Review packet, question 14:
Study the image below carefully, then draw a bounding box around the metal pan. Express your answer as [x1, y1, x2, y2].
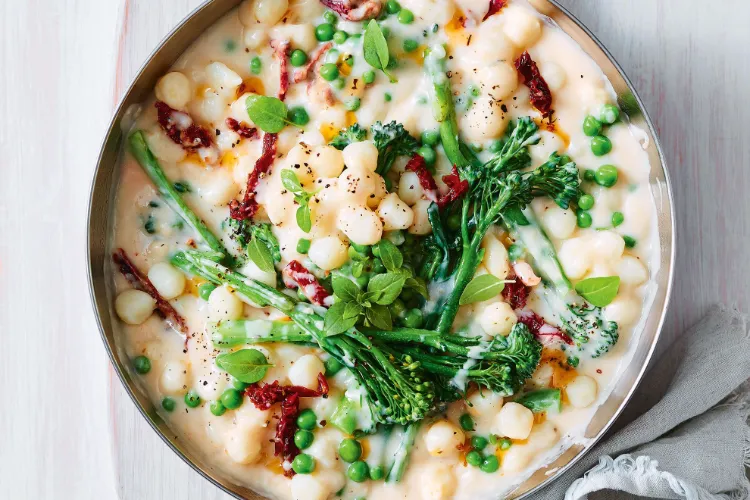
[87, 1, 675, 497]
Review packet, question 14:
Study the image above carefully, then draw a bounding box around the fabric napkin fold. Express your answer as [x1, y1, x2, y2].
[530, 306, 750, 500]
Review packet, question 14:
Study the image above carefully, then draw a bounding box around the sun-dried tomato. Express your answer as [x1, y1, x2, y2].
[437, 166, 469, 208]
[293, 42, 333, 83]
[271, 39, 291, 101]
[226, 117, 257, 139]
[283, 261, 332, 307]
[405, 153, 438, 193]
[154, 101, 213, 149]
[482, 0, 506, 21]
[112, 249, 188, 336]
[515, 51, 554, 119]
[502, 274, 530, 310]
[318, 0, 382, 21]
[517, 310, 573, 345]
[245, 374, 329, 474]
[229, 132, 278, 221]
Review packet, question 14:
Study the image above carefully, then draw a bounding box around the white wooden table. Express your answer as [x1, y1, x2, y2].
[1, 0, 748, 498]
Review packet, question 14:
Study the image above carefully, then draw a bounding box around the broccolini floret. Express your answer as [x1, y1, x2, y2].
[329, 123, 367, 150]
[371, 120, 419, 176]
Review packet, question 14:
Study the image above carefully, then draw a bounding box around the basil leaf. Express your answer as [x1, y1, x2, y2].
[343, 301, 364, 320]
[324, 301, 359, 335]
[574, 276, 620, 307]
[246, 237, 275, 273]
[281, 169, 303, 193]
[245, 94, 288, 133]
[365, 303, 392, 330]
[515, 389, 562, 413]
[296, 205, 312, 233]
[367, 273, 406, 305]
[375, 239, 403, 272]
[216, 349, 272, 384]
[332, 275, 360, 302]
[405, 276, 429, 299]
[363, 20, 397, 83]
[459, 274, 505, 305]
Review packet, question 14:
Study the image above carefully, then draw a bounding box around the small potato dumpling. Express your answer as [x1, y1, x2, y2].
[207, 285, 244, 322]
[308, 236, 348, 270]
[155, 72, 192, 110]
[254, 0, 289, 25]
[530, 131, 564, 166]
[225, 424, 264, 464]
[337, 205, 383, 245]
[115, 289, 156, 325]
[368, 175, 388, 209]
[398, 171, 426, 206]
[193, 89, 225, 124]
[243, 25, 268, 49]
[288, 354, 325, 390]
[238, 0, 256, 26]
[479, 302, 517, 337]
[460, 95, 509, 143]
[205, 62, 243, 96]
[618, 255, 648, 286]
[342, 141, 379, 173]
[201, 172, 239, 206]
[424, 420, 464, 457]
[160, 360, 189, 395]
[290, 472, 339, 500]
[145, 129, 187, 163]
[337, 168, 379, 204]
[467, 390, 504, 417]
[466, 21, 516, 65]
[147, 263, 186, 300]
[494, 402, 534, 440]
[565, 375, 598, 409]
[541, 205, 577, 240]
[527, 420, 560, 450]
[502, 5, 542, 48]
[558, 237, 592, 280]
[240, 259, 277, 288]
[377, 193, 415, 231]
[541, 61, 567, 92]
[592, 230, 626, 262]
[477, 63, 518, 102]
[482, 234, 510, 280]
[501, 446, 532, 474]
[310, 145, 345, 178]
[285, 145, 316, 186]
[604, 297, 641, 327]
[420, 463, 457, 500]
[229, 93, 254, 124]
[409, 199, 434, 235]
[270, 24, 316, 52]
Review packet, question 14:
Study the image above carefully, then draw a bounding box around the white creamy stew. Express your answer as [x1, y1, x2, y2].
[109, 0, 658, 498]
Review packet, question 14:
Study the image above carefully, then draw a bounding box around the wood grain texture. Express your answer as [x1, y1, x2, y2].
[1, 0, 748, 498]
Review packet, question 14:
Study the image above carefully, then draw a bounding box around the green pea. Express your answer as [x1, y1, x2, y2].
[250, 56, 262, 75]
[292, 454, 316, 474]
[184, 390, 201, 408]
[577, 194, 595, 210]
[231, 377, 249, 391]
[333, 77, 347, 90]
[345, 97, 361, 111]
[381, 26, 391, 38]
[599, 103, 620, 124]
[417, 145, 436, 166]
[297, 409, 317, 430]
[333, 30, 348, 44]
[480, 455, 499, 473]
[402, 308, 423, 328]
[595, 164, 618, 187]
[488, 139, 504, 153]
[348, 243, 368, 255]
[421, 129, 440, 146]
[133, 356, 151, 374]
[612, 211, 625, 227]
[338, 438, 362, 462]
[403, 39, 419, 52]
[369, 465, 385, 480]
[582, 115, 602, 137]
[320, 63, 339, 81]
[385, 0, 401, 14]
[446, 213, 461, 231]
[325, 48, 340, 64]
[210, 400, 226, 416]
[459, 413, 475, 432]
[623, 235, 637, 248]
[471, 436, 488, 451]
[220, 389, 243, 410]
[363, 70, 376, 84]
[161, 397, 176, 412]
[583, 169, 596, 182]
[398, 8, 414, 24]
[466, 450, 482, 467]
[384, 92, 392, 102]
[290, 49, 308, 67]
[323, 10, 338, 24]
[389, 298, 407, 318]
[294, 430, 314, 450]
[315, 23, 335, 42]
[343, 55, 354, 67]
[198, 282, 217, 301]
[591, 135, 612, 156]
[508, 244, 524, 262]
[576, 209, 593, 228]
[297, 238, 311, 254]
[498, 437, 512, 450]
[288, 106, 310, 126]
[347, 461, 369, 482]
[324, 357, 344, 376]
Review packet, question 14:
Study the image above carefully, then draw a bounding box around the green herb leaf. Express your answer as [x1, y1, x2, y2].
[245, 94, 288, 133]
[367, 272, 406, 305]
[375, 239, 403, 272]
[281, 169, 303, 193]
[333, 275, 360, 302]
[574, 276, 620, 307]
[365, 303, 392, 330]
[405, 276, 429, 299]
[515, 389, 562, 413]
[343, 301, 364, 320]
[246, 237, 275, 273]
[459, 274, 505, 305]
[363, 21, 397, 83]
[325, 301, 360, 335]
[296, 205, 312, 233]
[215, 349, 272, 384]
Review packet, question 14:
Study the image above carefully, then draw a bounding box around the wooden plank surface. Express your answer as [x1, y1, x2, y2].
[0, 0, 748, 498]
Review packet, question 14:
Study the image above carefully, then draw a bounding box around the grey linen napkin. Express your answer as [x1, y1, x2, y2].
[530, 306, 750, 500]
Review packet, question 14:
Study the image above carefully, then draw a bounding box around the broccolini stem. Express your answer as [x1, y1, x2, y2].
[128, 131, 234, 264]
[211, 319, 311, 347]
[386, 423, 420, 483]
